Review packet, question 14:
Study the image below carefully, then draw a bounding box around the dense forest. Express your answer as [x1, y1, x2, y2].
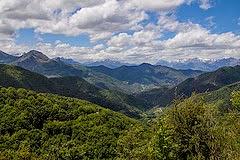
[0, 64, 148, 118]
[0, 86, 239, 159]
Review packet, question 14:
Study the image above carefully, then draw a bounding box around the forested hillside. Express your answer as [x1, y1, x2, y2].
[0, 87, 142, 159]
[90, 63, 202, 86]
[0, 64, 149, 118]
[0, 86, 239, 159]
[137, 65, 240, 107]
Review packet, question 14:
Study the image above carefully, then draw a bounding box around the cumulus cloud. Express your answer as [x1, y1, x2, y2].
[0, 0, 189, 38]
[0, 0, 239, 63]
[199, 0, 212, 10]
[107, 33, 131, 47]
[129, 0, 186, 11]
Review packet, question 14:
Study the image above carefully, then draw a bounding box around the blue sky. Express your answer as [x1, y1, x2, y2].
[16, 29, 91, 47]
[177, 0, 240, 33]
[0, 0, 240, 63]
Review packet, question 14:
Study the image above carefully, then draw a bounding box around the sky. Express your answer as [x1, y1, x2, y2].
[0, 0, 239, 63]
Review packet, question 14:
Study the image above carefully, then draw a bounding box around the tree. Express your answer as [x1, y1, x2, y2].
[231, 91, 240, 111]
[155, 95, 222, 160]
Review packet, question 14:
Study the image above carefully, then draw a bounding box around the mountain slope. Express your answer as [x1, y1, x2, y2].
[53, 57, 81, 65]
[0, 87, 141, 159]
[0, 64, 147, 117]
[12, 50, 84, 77]
[0, 50, 17, 63]
[137, 65, 240, 107]
[202, 82, 240, 110]
[72, 63, 147, 93]
[1, 50, 146, 93]
[85, 59, 136, 69]
[50, 76, 148, 116]
[90, 63, 203, 86]
[0, 64, 55, 92]
[1, 50, 202, 93]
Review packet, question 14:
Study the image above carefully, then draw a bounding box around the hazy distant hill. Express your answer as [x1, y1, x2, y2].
[0, 64, 148, 118]
[156, 58, 240, 71]
[0, 50, 18, 63]
[90, 63, 203, 86]
[137, 65, 240, 107]
[85, 59, 136, 69]
[53, 57, 81, 65]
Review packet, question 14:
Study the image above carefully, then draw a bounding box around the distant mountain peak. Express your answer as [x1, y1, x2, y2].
[53, 57, 80, 65]
[22, 50, 50, 62]
[156, 57, 240, 71]
[139, 63, 152, 67]
[0, 50, 18, 63]
[0, 50, 10, 56]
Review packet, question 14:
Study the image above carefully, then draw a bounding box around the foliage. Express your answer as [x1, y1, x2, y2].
[0, 82, 240, 159]
[0, 87, 142, 159]
[231, 91, 240, 110]
[137, 65, 240, 108]
[116, 124, 153, 160]
[152, 92, 240, 160]
[0, 64, 148, 118]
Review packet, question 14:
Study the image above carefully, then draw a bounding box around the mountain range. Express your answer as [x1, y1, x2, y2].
[52, 57, 240, 72]
[0, 64, 149, 118]
[0, 50, 203, 93]
[137, 65, 240, 107]
[156, 58, 240, 71]
[1, 49, 239, 110]
[0, 50, 142, 93]
[89, 63, 202, 86]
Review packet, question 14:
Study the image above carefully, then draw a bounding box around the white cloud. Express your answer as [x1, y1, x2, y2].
[94, 44, 105, 50]
[132, 30, 158, 45]
[0, 39, 30, 54]
[89, 32, 112, 43]
[107, 33, 132, 47]
[1, 0, 240, 64]
[205, 16, 215, 28]
[199, 0, 212, 10]
[129, 0, 186, 11]
[0, 0, 187, 38]
[69, 0, 119, 29]
[160, 16, 240, 50]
